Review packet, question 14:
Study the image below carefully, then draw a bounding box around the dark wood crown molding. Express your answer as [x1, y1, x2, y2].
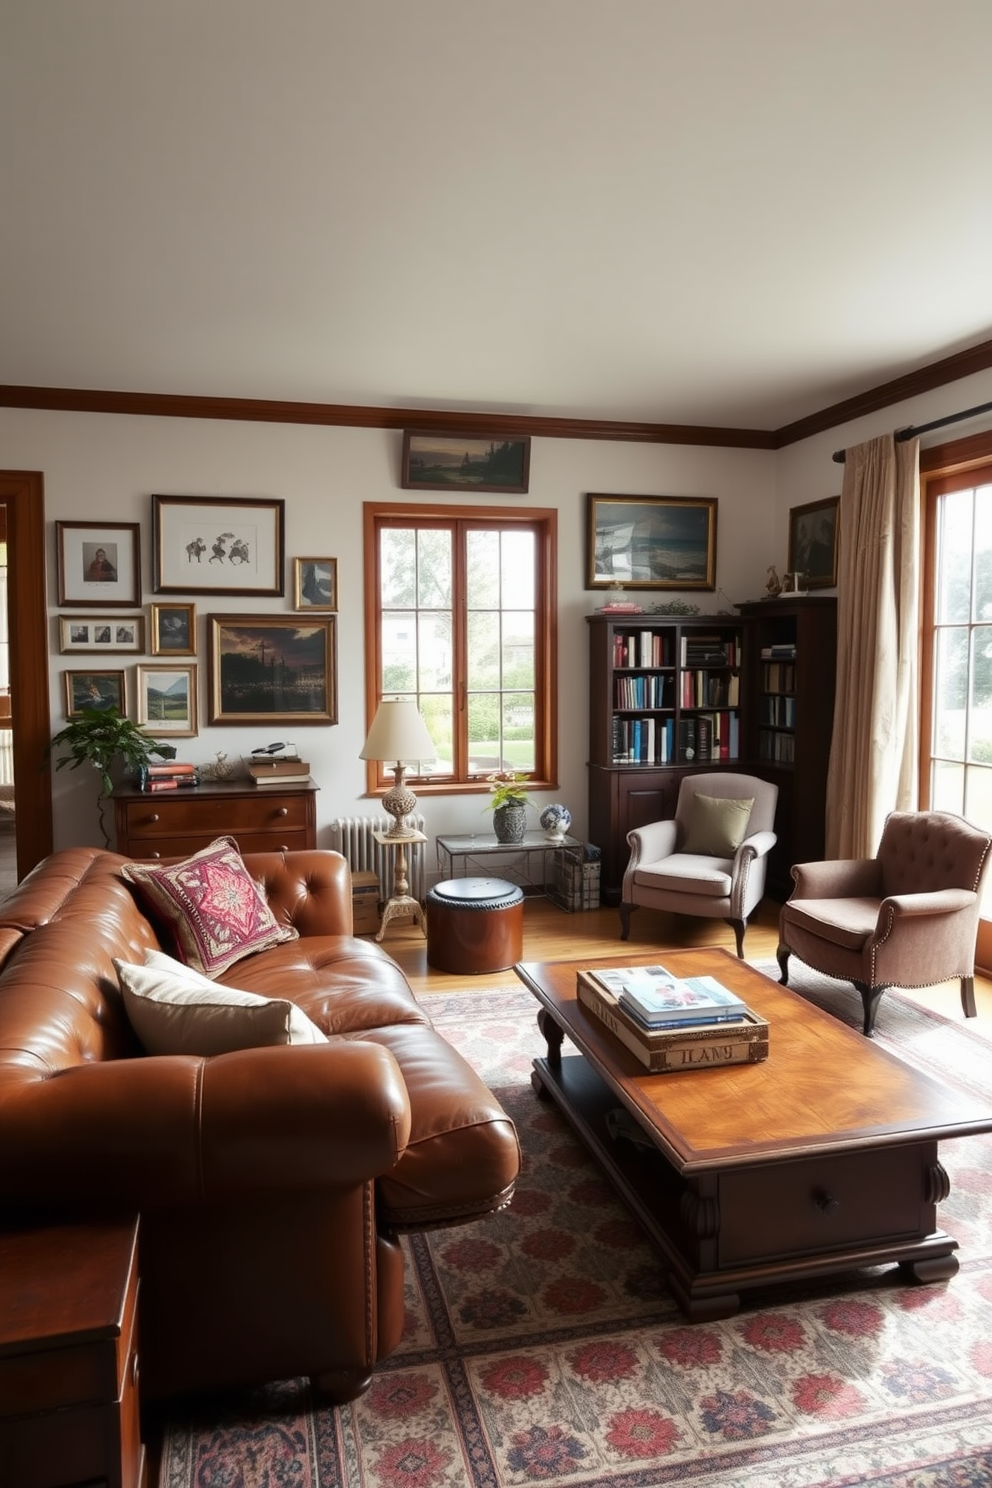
[2, 333, 992, 449]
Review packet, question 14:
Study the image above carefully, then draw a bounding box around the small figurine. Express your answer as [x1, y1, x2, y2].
[765, 565, 783, 598]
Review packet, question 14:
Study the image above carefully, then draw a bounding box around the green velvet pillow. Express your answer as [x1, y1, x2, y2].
[682, 793, 754, 856]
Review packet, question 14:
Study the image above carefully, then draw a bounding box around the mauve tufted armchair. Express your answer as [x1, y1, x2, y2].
[777, 809, 992, 1036]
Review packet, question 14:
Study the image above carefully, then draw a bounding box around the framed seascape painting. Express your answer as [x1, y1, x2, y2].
[152, 495, 285, 596]
[63, 669, 126, 718]
[293, 557, 338, 611]
[586, 493, 718, 591]
[59, 615, 145, 654]
[401, 431, 531, 494]
[136, 664, 198, 736]
[208, 615, 337, 725]
[788, 495, 839, 589]
[150, 602, 197, 656]
[56, 522, 141, 607]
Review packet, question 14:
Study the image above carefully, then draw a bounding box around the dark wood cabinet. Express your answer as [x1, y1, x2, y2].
[735, 596, 837, 899]
[587, 614, 748, 903]
[112, 778, 318, 858]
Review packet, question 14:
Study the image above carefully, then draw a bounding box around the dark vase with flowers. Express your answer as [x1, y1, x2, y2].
[492, 802, 527, 844]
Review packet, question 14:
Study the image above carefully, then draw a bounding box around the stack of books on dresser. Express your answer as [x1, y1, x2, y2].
[576, 964, 769, 1073]
[138, 761, 199, 793]
[246, 750, 311, 786]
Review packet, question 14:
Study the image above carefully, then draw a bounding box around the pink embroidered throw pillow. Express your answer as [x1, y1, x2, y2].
[122, 836, 298, 977]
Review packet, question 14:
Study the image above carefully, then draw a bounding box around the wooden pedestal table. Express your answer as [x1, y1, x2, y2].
[372, 828, 427, 942]
[515, 947, 992, 1321]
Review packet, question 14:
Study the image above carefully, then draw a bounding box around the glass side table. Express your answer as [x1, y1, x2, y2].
[435, 830, 582, 899]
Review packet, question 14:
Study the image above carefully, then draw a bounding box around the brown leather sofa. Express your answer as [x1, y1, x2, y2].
[0, 847, 521, 1403]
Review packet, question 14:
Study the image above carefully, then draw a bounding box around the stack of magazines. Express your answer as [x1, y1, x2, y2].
[576, 964, 769, 1072]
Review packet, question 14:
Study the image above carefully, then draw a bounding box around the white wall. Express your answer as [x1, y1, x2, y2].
[0, 406, 775, 851]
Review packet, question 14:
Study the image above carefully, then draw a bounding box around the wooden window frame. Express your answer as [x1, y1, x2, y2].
[363, 501, 558, 797]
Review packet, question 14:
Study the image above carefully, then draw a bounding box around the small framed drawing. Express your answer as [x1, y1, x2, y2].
[63, 669, 127, 718]
[136, 663, 198, 736]
[401, 430, 531, 494]
[208, 614, 337, 725]
[59, 615, 145, 654]
[788, 496, 839, 589]
[56, 522, 141, 607]
[586, 493, 718, 590]
[150, 602, 197, 656]
[152, 495, 285, 596]
[293, 557, 337, 611]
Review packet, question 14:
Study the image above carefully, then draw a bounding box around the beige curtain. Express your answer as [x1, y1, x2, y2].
[824, 432, 920, 858]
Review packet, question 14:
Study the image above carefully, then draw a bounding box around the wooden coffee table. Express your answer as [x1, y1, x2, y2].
[515, 947, 992, 1321]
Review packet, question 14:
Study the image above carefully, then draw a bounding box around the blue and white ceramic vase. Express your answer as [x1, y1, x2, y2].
[540, 803, 572, 841]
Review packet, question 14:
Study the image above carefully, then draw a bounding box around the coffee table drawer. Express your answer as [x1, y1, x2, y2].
[717, 1144, 933, 1267]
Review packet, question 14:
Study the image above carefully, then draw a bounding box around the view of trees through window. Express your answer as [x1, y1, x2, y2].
[371, 509, 552, 785]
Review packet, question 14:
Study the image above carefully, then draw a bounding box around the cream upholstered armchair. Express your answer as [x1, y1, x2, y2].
[619, 773, 779, 957]
[777, 809, 992, 1037]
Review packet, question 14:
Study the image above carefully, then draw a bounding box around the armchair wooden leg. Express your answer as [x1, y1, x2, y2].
[854, 981, 885, 1038]
[619, 903, 635, 941]
[960, 976, 977, 1018]
[726, 918, 746, 958]
[776, 944, 791, 984]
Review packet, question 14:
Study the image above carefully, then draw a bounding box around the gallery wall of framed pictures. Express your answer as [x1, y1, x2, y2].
[55, 495, 340, 739]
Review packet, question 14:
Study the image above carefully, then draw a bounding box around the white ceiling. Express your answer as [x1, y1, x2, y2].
[3, 0, 991, 433]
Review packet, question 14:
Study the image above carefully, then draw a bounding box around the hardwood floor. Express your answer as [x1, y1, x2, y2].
[379, 894, 992, 1025]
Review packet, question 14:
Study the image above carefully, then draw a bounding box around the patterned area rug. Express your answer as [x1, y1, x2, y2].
[161, 971, 992, 1488]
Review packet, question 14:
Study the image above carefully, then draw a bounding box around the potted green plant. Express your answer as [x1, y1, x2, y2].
[484, 770, 531, 844]
[49, 707, 173, 849]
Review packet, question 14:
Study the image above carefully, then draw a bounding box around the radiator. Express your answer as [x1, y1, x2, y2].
[330, 815, 428, 901]
[0, 730, 12, 787]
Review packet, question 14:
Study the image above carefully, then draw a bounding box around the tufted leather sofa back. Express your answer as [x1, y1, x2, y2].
[877, 809, 992, 898]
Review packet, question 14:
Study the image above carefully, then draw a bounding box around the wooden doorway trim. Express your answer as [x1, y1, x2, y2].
[0, 472, 52, 876]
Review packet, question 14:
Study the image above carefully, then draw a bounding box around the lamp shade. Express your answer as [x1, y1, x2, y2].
[359, 699, 436, 765]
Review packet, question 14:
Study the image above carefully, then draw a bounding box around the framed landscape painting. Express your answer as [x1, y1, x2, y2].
[150, 602, 197, 656]
[788, 495, 839, 589]
[63, 669, 126, 718]
[586, 493, 718, 591]
[208, 615, 337, 725]
[152, 495, 285, 596]
[401, 431, 531, 494]
[136, 664, 198, 736]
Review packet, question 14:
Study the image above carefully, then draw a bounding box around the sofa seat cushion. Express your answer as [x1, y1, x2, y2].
[116, 951, 328, 1055]
[352, 1023, 521, 1228]
[122, 837, 298, 977]
[218, 935, 432, 1035]
[633, 855, 733, 898]
[783, 896, 880, 951]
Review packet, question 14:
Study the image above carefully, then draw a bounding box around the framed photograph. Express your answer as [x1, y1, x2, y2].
[63, 669, 127, 718]
[150, 602, 197, 656]
[208, 615, 337, 725]
[136, 663, 198, 736]
[788, 496, 839, 589]
[401, 430, 531, 494]
[586, 493, 718, 590]
[152, 495, 285, 596]
[293, 557, 338, 611]
[56, 522, 141, 607]
[58, 614, 145, 654]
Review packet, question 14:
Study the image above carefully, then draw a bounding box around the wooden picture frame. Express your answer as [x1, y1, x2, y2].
[293, 557, 338, 611]
[152, 495, 285, 596]
[586, 493, 718, 590]
[59, 614, 145, 654]
[149, 602, 197, 656]
[63, 669, 127, 718]
[136, 663, 198, 736]
[788, 496, 839, 589]
[208, 614, 337, 725]
[56, 522, 141, 607]
[401, 430, 531, 494]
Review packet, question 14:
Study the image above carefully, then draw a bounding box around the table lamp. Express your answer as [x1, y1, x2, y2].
[359, 699, 436, 837]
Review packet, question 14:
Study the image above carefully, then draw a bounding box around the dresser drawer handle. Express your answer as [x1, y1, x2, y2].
[147, 813, 160, 824]
[275, 806, 289, 817]
[813, 1190, 840, 1215]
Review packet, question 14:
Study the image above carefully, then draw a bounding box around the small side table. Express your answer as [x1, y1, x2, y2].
[373, 828, 428, 941]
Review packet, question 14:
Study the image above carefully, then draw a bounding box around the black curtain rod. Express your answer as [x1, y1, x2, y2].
[831, 397, 992, 463]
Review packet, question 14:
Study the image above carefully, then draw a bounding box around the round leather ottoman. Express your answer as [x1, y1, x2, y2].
[426, 877, 525, 974]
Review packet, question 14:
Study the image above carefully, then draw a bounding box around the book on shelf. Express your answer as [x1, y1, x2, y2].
[247, 758, 311, 779]
[584, 965, 749, 1027]
[251, 770, 311, 786]
[576, 971, 769, 1072]
[145, 761, 197, 776]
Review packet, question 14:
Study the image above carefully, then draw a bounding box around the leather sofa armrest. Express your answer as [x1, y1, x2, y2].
[789, 858, 881, 900]
[0, 1040, 410, 1214]
[243, 849, 355, 937]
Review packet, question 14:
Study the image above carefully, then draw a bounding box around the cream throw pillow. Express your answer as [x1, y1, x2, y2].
[681, 793, 754, 857]
[115, 949, 327, 1055]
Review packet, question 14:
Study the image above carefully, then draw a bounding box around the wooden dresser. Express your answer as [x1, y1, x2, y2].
[0, 1216, 144, 1488]
[112, 778, 318, 859]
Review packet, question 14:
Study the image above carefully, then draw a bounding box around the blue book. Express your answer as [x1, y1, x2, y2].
[618, 972, 748, 1028]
